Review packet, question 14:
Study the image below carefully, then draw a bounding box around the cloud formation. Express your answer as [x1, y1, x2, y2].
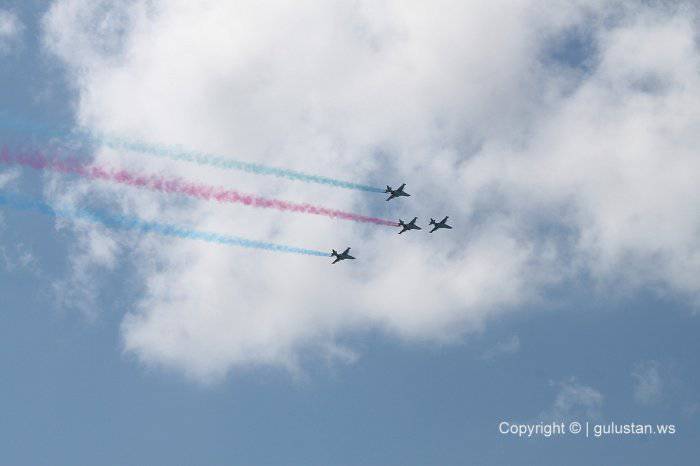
[540, 378, 604, 422]
[632, 360, 663, 405]
[0, 9, 22, 54]
[40, 0, 700, 381]
[0, 168, 18, 189]
[481, 335, 521, 361]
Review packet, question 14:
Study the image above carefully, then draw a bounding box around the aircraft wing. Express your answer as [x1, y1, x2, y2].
[332, 257, 341, 264]
[441, 216, 449, 224]
[342, 247, 350, 255]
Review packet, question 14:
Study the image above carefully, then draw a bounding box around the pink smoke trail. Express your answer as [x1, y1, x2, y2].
[0, 147, 399, 227]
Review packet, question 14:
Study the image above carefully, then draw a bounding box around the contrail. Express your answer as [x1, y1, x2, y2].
[0, 191, 330, 257]
[0, 147, 398, 227]
[0, 114, 385, 193]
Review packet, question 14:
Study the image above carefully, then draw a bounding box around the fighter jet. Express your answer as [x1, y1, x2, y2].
[331, 247, 355, 264]
[429, 216, 452, 233]
[385, 183, 410, 201]
[398, 217, 421, 234]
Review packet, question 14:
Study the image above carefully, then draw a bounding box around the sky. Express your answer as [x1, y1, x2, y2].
[1, 0, 700, 464]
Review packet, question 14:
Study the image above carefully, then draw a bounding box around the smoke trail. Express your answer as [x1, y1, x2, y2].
[0, 190, 330, 257]
[0, 147, 398, 226]
[0, 114, 385, 193]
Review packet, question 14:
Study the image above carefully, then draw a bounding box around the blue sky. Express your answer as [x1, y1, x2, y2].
[2, 1, 700, 464]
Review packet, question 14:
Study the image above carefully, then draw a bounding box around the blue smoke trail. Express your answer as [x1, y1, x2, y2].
[0, 191, 329, 257]
[0, 114, 385, 193]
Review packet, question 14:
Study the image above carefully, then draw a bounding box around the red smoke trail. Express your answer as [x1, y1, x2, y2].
[0, 147, 399, 227]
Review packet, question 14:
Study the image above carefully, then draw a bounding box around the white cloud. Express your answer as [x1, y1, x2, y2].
[0, 168, 19, 188]
[41, 0, 700, 381]
[0, 9, 22, 53]
[1, 170, 36, 275]
[481, 335, 521, 360]
[540, 378, 604, 422]
[32, 171, 121, 318]
[466, 6, 700, 299]
[0, 168, 20, 228]
[1, 242, 38, 273]
[632, 360, 663, 405]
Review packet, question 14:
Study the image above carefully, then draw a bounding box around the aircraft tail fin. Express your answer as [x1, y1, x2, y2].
[429, 218, 436, 225]
[385, 185, 392, 193]
[331, 249, 338, 257]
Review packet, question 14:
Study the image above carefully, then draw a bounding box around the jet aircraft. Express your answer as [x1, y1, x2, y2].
[385, 183, 410, 201]
[398, 217, 421, 234]
[331, 247, 355, 264]
[429, 216, 452, 233]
